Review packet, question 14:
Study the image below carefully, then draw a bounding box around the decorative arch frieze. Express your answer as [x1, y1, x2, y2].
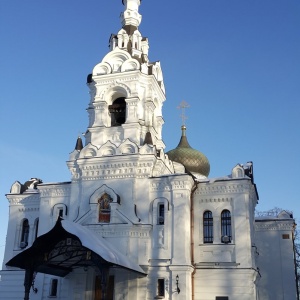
[79, 143, 98, 158]
[92, 62, 113, 75]
[121, 58, 140, 72]
[69, 149, 80, 161]
[119, 139, 138, 154]
[139, 144, 155, 155]
[93, 49, 132, 75]
[98, 141, 117, 156]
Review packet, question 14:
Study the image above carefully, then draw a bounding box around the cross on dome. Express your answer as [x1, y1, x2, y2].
[177, 100, 190, 126]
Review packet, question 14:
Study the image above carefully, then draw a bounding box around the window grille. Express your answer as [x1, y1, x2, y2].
[221, 210, 232, 243]
[203, 211, 213, 243]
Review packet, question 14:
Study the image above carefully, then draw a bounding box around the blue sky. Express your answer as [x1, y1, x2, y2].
[0, 0, 299, 265]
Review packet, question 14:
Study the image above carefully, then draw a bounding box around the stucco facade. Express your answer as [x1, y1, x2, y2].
[0, 1, 297, 300]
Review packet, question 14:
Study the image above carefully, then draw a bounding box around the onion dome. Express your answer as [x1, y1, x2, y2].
[166, 125, 210, 177]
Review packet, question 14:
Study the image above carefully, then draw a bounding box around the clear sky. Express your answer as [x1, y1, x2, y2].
[0, 0, 299, 266]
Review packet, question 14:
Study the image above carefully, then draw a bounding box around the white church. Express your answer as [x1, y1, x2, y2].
[0, 1, 297, 299]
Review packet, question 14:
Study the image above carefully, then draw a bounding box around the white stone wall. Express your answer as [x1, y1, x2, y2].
[255, 213, 297, 300]
[192, 178, 258, 300]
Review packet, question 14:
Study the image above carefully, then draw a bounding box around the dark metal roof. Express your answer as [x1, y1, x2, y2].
[6, 218, 146, 277]
[75, 136, 83, 151]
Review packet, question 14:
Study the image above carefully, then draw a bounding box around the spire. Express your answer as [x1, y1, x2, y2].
[75, 136, 83, 151]
[176, 101, 191, 147]
[177, 125, 191, 148]
[121, 0, 142, 29]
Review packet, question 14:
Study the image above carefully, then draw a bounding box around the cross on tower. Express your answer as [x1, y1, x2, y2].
[177, 101, 190, 126]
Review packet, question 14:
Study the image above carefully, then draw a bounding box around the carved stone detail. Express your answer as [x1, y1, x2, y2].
[198, 197, 232, 203]
[151, 179, 193, 191]
[196, 183, 249, 195]
[39, 186, 71, 197]
[255, 221, 294, 231]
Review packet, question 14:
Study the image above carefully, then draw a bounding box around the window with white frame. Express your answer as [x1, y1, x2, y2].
[157, 203, 165, 225]
[203, 211, 213, 243]
[221, 210, 232, 243]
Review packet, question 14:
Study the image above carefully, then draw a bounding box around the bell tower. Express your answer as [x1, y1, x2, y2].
[83, 0, 165, 151]
[67, 0, 172, 182]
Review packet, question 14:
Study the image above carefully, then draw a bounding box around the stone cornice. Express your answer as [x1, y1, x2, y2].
[93, 71, 165, 100]
[39, 186, 71, 197]
[195, 182, 251, 196]
[151, 176, 194, 192]
[18, 207, 39, 212]
[198, 197, 233, 204]
[7, 194, 40, 205]
[86, 224, 151, 238]
[255, 220, 295, 231]
[76, 158, 157, 180]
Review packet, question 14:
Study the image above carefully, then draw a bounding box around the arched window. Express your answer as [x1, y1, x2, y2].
[157, 203, 164, 225]
[98, 193, 113, 223]
[20, 219, 29, 248]
[203, 211, 213, 243]
[221, 210, 232, 243]
[109, 97, 126, 126]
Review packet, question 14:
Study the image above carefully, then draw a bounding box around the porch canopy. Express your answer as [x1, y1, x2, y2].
[6, 218, 146, 277]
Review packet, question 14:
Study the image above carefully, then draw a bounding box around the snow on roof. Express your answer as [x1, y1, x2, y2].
[61, 220, 146, 275]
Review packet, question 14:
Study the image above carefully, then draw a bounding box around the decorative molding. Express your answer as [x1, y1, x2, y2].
[196, 183, 249, 195]
[86, 225, 151, 238]
[18, 207, 39, 212]
[39, 186, 71, 197]
[255, 221, 294, 231]
[78, 161, 154, 180]
[7, 195, 40, 205]
[198, 197, 232, 204]
[151, 179, 193, 192]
